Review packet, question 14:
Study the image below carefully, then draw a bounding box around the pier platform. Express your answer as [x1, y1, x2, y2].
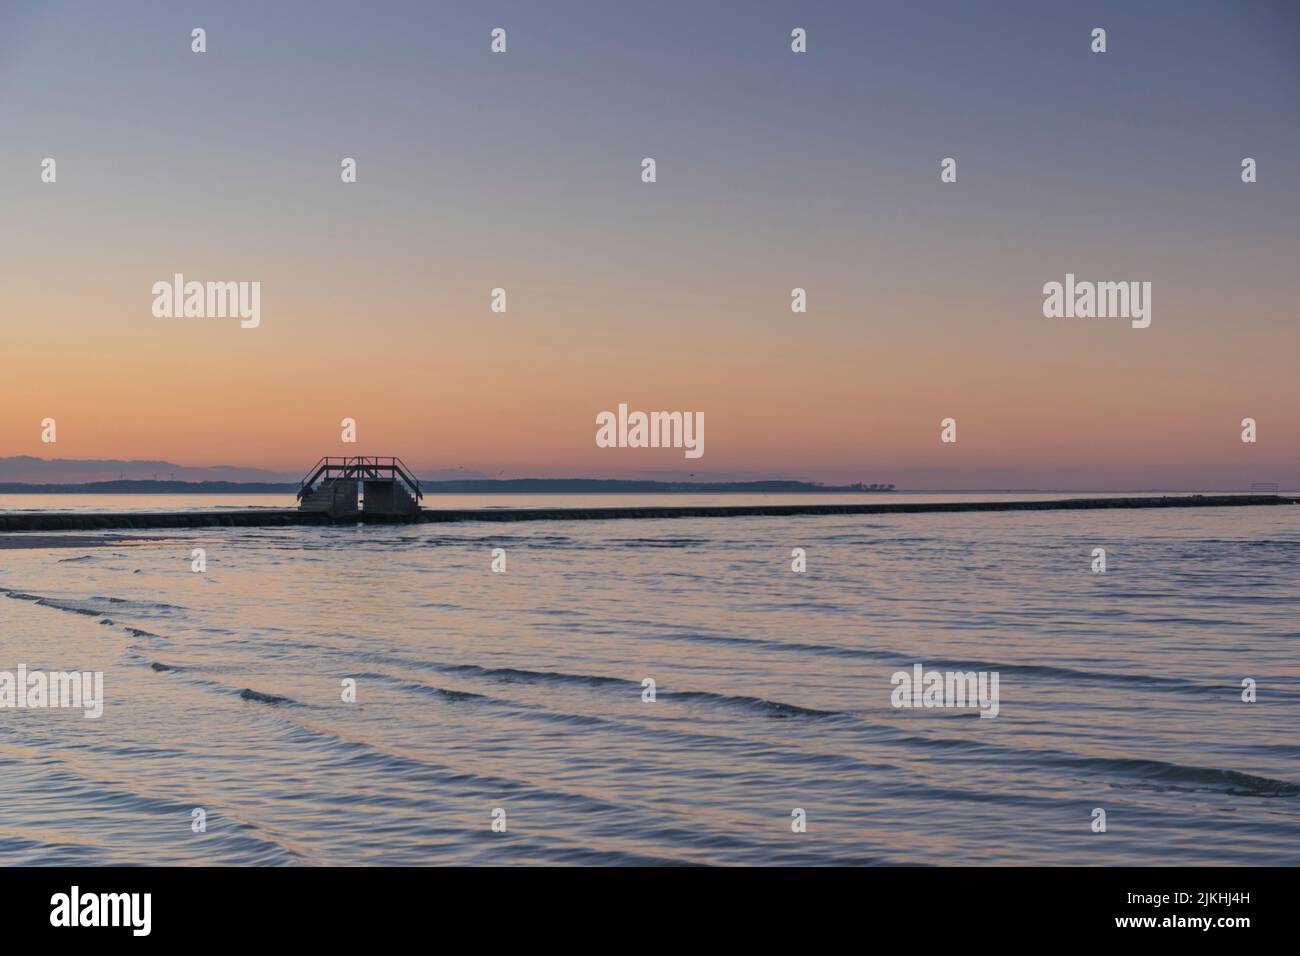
[297, 456, 422, 517]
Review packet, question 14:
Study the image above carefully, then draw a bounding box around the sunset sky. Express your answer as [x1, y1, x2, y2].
[1, 1, 1297, 488]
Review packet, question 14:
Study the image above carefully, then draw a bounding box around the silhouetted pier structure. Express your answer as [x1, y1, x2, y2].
[297, 457, 423, 517]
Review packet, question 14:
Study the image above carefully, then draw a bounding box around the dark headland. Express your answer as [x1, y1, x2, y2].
[0, 494, 1293, 533]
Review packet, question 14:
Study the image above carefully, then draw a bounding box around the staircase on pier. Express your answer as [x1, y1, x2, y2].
[296, 457, 423, 518]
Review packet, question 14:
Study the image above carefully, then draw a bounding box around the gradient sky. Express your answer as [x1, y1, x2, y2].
[1, 0, 1297, 488]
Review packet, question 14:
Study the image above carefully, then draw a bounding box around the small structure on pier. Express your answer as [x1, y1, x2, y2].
[297, 457, 423, 518]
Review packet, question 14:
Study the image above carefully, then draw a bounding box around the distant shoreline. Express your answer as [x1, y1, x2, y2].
[0, 478, 896, 495]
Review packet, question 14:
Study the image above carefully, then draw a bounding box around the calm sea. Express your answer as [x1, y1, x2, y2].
[1, 494, 1297, 865]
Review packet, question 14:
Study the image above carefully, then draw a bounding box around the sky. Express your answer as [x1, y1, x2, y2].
[1, 1, 1297, 488]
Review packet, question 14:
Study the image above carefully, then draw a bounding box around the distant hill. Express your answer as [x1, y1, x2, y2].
[0, 456, 491, 484]
[0, 478, 895, 495]
[0, 456, 293, 484]
[414, 479, 895, 494]
[0, 458, 897, 492]
[0, 480, 295, 494]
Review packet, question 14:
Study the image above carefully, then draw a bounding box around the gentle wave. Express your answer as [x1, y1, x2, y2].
[3, 504, 1298, 865]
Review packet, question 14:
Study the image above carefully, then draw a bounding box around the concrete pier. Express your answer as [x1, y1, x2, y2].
[0, 494, 1293, 533]
[297, 457, 422, 517]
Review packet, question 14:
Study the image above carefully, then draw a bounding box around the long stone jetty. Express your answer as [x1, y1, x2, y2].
[0, 494, 1293, 533]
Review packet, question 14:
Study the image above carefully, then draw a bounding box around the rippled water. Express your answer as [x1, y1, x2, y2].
[1, 499, 1297, 865]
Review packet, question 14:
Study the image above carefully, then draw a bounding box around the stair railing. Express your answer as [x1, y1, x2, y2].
[297, 457, 423, 503]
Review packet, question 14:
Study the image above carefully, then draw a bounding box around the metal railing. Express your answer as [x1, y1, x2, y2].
[296, 456, 423, 502]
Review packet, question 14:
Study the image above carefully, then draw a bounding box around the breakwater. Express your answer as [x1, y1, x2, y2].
[0, 495, 1293, 533]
